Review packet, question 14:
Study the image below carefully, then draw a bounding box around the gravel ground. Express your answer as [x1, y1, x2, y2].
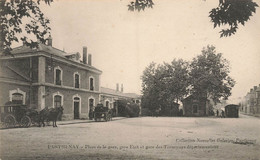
[0, 114, 259, 160]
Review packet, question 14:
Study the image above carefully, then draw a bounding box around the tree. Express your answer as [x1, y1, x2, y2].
[0, 0, 52, 54]
[189, 45, 235, 103]
[141, 62, 160, 112]
[128, 0, 258, 37]
[209, 0, 258, 37]
[128, 0, 154, 12]
[141, 59, 190, 115]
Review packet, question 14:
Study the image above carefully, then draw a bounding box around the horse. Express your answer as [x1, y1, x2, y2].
[39, 106, 64, 127]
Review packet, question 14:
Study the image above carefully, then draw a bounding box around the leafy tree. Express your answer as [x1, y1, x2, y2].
[117, 99, 140, 117]
[128, 0, 154, 12]
[0, 0, 52, 54]
[209, 0, 258, 37]
[163, 59, 190, 103]
[141, 62, 160, 112]
[189, 45, 235, 103]
[141, 59, 189, 115]
[128, 0, 258, 37]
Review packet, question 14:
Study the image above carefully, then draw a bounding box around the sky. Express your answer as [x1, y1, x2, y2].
[18, 0, 260, 103]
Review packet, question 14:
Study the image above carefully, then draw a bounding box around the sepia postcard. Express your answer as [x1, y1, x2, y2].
[0, 0, 260, 159]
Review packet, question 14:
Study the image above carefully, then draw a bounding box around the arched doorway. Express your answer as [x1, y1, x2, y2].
[89, 98, 94, 120]
[73, 97, 80, 119]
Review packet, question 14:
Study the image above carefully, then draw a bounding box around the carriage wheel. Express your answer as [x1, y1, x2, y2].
[4, 115, 16, 128]
[106, 115, 110, 121]
[104, 115, 108, 122]
[20, 116, 32, 128]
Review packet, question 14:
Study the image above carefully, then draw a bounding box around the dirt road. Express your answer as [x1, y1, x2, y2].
[0, 115, 259, 160]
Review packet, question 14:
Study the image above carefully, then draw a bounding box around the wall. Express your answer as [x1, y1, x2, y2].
[44, 86, 99, 120]
[0, 83, 30, 106]
[183, 97, 207, 117]
[45, 58, 100, 91]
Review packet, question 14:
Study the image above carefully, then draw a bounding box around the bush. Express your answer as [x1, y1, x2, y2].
[141, 108, 153, 116]
[125, 103, 140, 117]
[118, 100, 140, 117]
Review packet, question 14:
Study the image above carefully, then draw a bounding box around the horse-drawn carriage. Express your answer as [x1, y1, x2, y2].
[0, 103, 64, 128]
[94, 103, 113, 122]
[0, 104, 38, 128]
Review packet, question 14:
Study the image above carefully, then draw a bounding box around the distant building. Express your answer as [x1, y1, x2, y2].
[240, 85, 260, 116]
[100, 84, 141, 116]
[182, 95, 211, 116]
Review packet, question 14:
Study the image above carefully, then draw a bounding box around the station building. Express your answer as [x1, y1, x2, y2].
[0, 37, 141, 120]
[0, 37, 101, 120]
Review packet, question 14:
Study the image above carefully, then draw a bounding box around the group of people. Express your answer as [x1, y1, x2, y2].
[215, 109, 225, 118]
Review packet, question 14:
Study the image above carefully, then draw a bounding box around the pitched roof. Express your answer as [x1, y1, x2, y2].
[6, 44, 101, 73]
[182, 94, 208, 102]
[100, 87, 141, 99]
[11, 43, 66, 56]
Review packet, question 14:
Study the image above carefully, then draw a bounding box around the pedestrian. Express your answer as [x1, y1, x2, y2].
[221, 110, 225, 118]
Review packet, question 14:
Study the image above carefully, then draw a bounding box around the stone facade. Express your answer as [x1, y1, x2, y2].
[0, 42, 101, 120]
[100, 86, 141, 116]
[182, 95, 209, 117]
[240, 85, 260, 116]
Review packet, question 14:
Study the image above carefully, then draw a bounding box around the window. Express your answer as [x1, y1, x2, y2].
[54, 67, 62, 85]
[9, 88, 26, 105]
[193, 104, 198, 113]
[54, 95, 62, 108]
[74, 73, 80, 88]
[89, 98, 94, 107]
[11, 93, 23, 104]
[90, 77, 94, 91]
[105, 101, 109, 108]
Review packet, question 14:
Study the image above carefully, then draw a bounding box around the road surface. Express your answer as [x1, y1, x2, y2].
[0, 114, 259, 160]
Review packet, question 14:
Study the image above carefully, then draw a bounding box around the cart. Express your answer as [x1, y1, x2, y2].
[0, 104, 39, 128]
[225, 104, 239, 118]
[94, 104, 113, 122]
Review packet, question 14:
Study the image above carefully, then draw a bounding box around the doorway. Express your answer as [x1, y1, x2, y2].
[74, 97, 80, 119]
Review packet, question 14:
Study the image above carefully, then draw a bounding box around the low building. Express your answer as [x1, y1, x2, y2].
[182, 95, 210, 116]
[100, 84, 141, 116]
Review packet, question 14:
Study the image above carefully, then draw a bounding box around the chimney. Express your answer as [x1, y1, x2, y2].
[121, 84, 123, 92]
[116, 83, 119, 91]
[88, 54, 92, 66]
[47, 35, 52, 46]
[250, 89, 253, 93]
[83, 46, 87, 64]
